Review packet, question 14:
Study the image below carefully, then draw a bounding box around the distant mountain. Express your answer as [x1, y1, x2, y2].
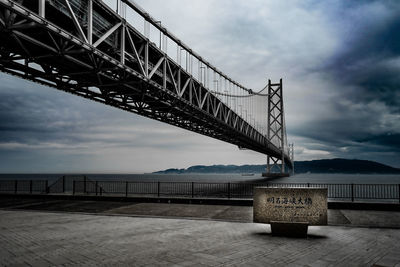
[154, 158, 400, 174]
[294, 158, 400, 174]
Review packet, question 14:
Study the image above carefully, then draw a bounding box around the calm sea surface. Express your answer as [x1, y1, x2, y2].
[0, 173, 399, 184]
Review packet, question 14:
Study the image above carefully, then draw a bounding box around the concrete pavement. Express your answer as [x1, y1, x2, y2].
[0, 209, 400, 266]
[1, 197, 400, 266]
[1, 196, 400, 228]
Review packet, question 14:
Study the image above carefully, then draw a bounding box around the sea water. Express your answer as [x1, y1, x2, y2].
[0, 173, 399, 184]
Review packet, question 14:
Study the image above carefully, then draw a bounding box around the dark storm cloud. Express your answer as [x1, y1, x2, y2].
[0, 79, 186, 149]
[328, 11, 400, 112]
[288, 0, 400, 165]
[322, 0, 400, 111]
[357, 134, 400, 151]
[0, 84, 99, 144]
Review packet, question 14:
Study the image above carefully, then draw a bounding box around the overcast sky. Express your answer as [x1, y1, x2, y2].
[0, 0, 399, 173]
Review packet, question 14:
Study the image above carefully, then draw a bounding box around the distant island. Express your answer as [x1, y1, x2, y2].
[154, 158, 400, 174]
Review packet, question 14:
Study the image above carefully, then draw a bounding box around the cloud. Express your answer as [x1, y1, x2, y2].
[321, 1, 400, 110]
[297, 1, 400, 165]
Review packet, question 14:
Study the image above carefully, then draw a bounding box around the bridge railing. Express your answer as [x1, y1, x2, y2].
[2, 179, 398, 203]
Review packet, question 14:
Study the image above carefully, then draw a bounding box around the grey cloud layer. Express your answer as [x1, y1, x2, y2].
[296, 1, 400, 165]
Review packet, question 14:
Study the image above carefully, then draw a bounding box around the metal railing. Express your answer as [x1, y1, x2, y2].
[0, 180, 48, 194]
[73, 181, 399, 202]
[64, 180, 400, 202]
[1, 179, 399, 203]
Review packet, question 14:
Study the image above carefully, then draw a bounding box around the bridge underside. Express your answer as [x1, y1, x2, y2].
[0, 0, 292, 168]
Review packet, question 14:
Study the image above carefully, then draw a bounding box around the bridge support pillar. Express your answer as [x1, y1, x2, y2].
[263, 79, 292, 178]
[263, 155, 289, 178]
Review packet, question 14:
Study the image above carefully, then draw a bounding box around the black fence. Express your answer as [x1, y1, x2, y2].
[1, 178, 400, 203]
[0, 180, 48, 194]
[72, 181, 400, 202]
[48, 175, 88, 194]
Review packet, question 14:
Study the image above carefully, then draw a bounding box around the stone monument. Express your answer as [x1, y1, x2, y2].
[253, 187, 328, 237]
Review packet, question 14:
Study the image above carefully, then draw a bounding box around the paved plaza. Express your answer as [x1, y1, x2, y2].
[0, 201, 400, 266]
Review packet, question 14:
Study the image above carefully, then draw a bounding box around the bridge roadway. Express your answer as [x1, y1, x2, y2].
[0, 0, 292, 167]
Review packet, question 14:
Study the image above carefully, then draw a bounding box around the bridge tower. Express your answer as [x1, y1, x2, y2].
[263, 79, 292, 177]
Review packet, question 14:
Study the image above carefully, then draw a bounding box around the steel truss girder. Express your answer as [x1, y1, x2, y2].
[0, 0, 292, 165]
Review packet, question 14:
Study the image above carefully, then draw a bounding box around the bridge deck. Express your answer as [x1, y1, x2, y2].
[0, 0, 292, 166]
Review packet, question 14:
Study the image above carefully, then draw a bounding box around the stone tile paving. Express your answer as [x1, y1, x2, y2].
[1, 197, 399, 227]
[0, 210, 400, 266]
[340, 210, 400, 228]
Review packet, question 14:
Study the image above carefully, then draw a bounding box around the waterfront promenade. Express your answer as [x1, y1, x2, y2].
[1, 197, 400, 266]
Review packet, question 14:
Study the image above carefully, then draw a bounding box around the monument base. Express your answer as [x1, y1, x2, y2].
[270, 221, 309, 238]
[261, 173, 290, 178]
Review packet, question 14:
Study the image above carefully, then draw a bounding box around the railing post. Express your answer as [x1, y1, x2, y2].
[157, 182, 160, 197]
[307, 183, 310, 188]
[125, 181, 128, 197]
[62, 175, 65, 193]
[95, 181, 98, 196]
[228, 183, 231, 199]
[100, 187, 103, 196]
[83, 176, 87, 194]
[351, 183, 354, 202]
[30, 180, 33, 194]
[72, 181, 75, 195]
[191, 182, 194, 198]
[45, 180, 49, 194]
[14, 180, 17, 194]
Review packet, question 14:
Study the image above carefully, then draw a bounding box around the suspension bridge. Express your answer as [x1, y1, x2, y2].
[0, 0, 293, 175]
